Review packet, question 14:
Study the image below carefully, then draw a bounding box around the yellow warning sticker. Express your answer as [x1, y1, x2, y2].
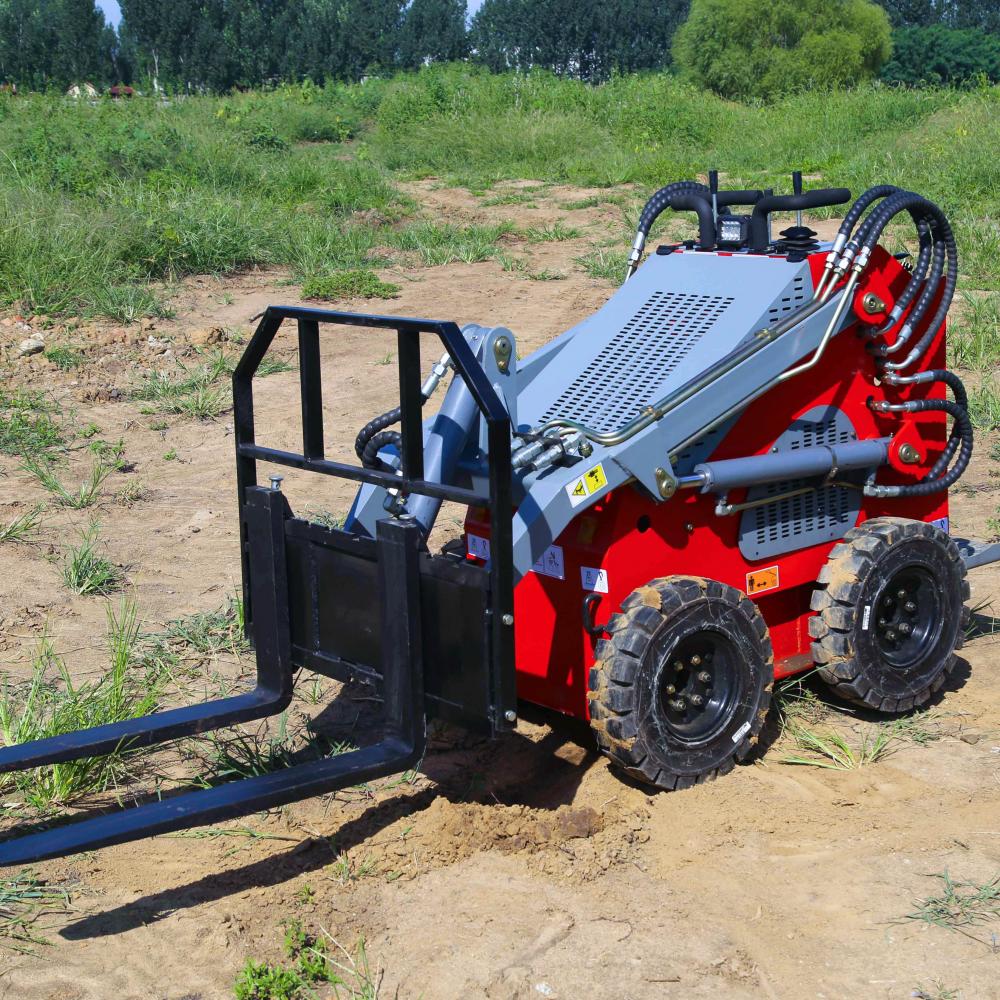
[566, 463, 609, 508]
[746, 565, 780, 595]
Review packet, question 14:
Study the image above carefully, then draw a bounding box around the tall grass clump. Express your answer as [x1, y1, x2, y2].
[0, 601, 163, 809]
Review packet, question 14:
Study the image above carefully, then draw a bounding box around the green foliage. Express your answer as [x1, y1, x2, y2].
[302, 269, 400, 301]
[883, 26, 1000, 85]
[673, 0, 893, 100]
[0, 0, 116, 91]
[61, 523, 123, 595]
[472, 0, 689, 81]
[0, 871, 71, 955]
[398, 0, 469, 69]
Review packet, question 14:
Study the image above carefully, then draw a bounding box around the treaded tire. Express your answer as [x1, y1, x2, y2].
[588, 576, 773, 791]
[810, 517, 970, 713]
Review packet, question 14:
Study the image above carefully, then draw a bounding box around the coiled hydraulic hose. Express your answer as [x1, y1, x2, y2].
[868, 396, 973, 498]
[353, 352, 454, 472]
[626, 180, 709, 278]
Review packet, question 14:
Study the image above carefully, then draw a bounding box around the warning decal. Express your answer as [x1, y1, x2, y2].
[565, 462, 609, 508]
[746, 565, 779, 595]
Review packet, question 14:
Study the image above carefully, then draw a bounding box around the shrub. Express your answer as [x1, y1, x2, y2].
[672, 0, 893, 101]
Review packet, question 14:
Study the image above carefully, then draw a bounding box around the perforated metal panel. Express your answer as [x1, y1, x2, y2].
[766, 274, 807, 324]
[739, 407, 862, 562]
[539, 291, 734, 429]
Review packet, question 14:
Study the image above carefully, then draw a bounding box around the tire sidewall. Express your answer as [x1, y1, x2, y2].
[851, 534, 964, 699]
[635, 595, 769, 778]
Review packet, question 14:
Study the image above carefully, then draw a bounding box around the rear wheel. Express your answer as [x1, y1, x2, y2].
[588, 576, 773, 790]
[810, 517, 969, 712]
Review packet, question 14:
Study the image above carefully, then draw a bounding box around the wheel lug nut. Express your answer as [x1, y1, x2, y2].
[690, 654, 702, 667]
[878, 617, 887, 627]
[883, 597, 894, 607]
[898, 622, 912, 635]
[885, 629, 897, 641]
[689, 694, 704, 707]
[673, 660, 684, 671]
[905, 601, 916, 613]
[697, 671, 712, 683]
[665, 684, 676, 695]
[669, 698, 686, 712]
[897, 589, 907, 599]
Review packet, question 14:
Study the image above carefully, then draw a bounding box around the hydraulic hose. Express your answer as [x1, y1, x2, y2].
[361, 429, 402, 472]
[626, 180, 709, 278]
[868, 397, 973, 497]
[355, 406, 403, 468]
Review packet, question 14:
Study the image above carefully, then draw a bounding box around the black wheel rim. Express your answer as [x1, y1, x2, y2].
[872, 565, 944, 669]
[658, 629, 742, 744]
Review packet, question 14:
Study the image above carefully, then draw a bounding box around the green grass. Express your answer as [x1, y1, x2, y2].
[302, 269, 400, 301]
[575, 246, 628, 283]
[780, 720, 896, 770]
[61, 523, 122, 595]
[234, 921, 382, 1000]
[906, 871, 1000, 949]
[0, 871, 72, 954]
[0, 390, 64, 458]
[23, 455, 113, 508]
[0, 600, 162, 809]
[0, 504, 44, 543]
[949, 292, 1000, 371]
[43, 345, 84, 370]
[2, 70, 1000, 321]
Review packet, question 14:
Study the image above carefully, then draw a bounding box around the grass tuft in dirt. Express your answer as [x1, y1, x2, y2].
[0, 600, 163, 809]
[159, 599, 248, 659]
[575, 246, 627, 284]
[0, 390, 64, 458]
[61, 523, 122, 595]
[234, 920, 382, 1000]
[0, 871, 72, 955]
[949, 292, 1000, 372]
[43, 346, 84, 371]
[23, 456, 113, 508]
[780, 721, 896, 770]
[302, 269, 400, 301]
[0, 505, 44, 544]
[906, 871, 1000, 950]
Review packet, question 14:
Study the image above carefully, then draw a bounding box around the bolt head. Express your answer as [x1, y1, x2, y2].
[905, 601, 917, 613]
[501, 613, 514, 626]
[269, 474, 284, 491]
[669, 698, 686, 712]
[897, 589, 907, 599]
[697, 671, 712, 684]
[504, 709, 517, 723]
[689, 694, 705, 707]
[885, 629, 897, 642]
[690, 654, 702, 667]
[665, 684, 676, 695]
[898, 622, 912, 635]
[673, 660, 684, 671]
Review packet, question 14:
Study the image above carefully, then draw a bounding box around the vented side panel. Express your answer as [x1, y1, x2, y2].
[739, 407, 862, 562]
[766, 274, 807, 324]
[539, 291, 734, 430]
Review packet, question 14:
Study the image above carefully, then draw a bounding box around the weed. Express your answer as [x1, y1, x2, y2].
[0, 871, 72, 954]
[520, 221, 581, 243]
[0, 601, 162, 808]
[527, 268, 567, 281]
[374, 352, 394, 366]
[234, 921, 382, 1000]
[329, 852, 377, 885]
[780, 720, 895, 770]
[23, 455, 113, 508]
[906, 871, 1000, 949]
[114, 479, 148, 506]
[303, 507, 345, 530]
[388, 220, 515, 266]
[302, 270, 400, 301]
[575, 247, 627, 283]
[912, 984, 960, 1000]
[160, 600, 248, 659]
[0, 390, 63, 458]
[559, 195, 619, 210]
[0, 505, 44, 543]
[968, 379, 1000, 430]
[949, 292, 1000, 371]
[61, 523, 122, 595]
[163, 449, 178, 461]
[43, 345, 84, 370]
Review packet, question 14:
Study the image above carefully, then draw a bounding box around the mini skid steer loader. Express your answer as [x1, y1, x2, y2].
[2, 173, 998, 865]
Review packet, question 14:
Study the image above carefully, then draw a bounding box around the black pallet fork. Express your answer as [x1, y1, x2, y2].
[0, 307, 516, 866]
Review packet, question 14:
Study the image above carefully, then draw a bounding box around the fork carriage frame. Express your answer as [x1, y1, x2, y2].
[0, 306, 516, 866]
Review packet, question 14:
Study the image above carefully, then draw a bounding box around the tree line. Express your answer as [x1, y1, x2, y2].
[1, 0, 999, 94]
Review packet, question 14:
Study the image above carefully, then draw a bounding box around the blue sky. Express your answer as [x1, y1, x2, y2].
[97, 1, 486, 29]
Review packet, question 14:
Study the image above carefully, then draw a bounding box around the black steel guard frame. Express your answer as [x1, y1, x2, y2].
[0, 306, 514, 866]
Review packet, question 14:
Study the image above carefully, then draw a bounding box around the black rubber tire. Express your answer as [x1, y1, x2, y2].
[810, 517, 970, 713]
[588, 576, 773, 791]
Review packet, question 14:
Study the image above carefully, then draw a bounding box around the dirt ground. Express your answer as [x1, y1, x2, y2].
[0, 184, 998, 1000]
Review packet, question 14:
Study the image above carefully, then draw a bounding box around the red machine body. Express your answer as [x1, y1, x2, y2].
[465, 248, 950, 721]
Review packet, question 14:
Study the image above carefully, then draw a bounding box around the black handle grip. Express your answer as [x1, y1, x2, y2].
[750, 188, 852, 251]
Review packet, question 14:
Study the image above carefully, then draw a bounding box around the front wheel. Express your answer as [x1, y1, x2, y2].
[588, 576, 773, 790]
